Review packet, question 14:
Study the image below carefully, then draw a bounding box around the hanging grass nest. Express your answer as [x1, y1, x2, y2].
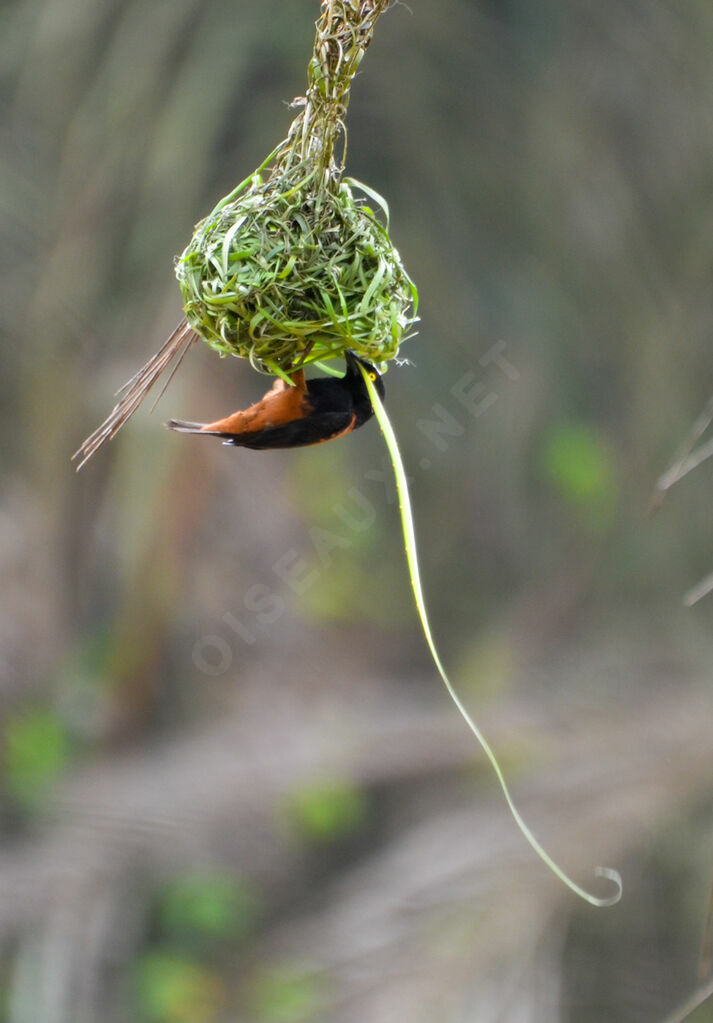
[176, 0, 418, 377]
[176, 166, 417, 376]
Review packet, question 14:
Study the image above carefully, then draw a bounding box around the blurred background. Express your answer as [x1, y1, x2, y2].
[3, 0, 713, 1020]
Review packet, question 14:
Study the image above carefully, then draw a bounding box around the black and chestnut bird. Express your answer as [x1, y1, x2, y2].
[165, 350, 384, 450]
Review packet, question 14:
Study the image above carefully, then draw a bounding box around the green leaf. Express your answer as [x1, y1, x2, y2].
[540, 422, 617, 527]
[4, 708, 71, 806]
[249, 965, 323, 1023]
[135, 951, 223, 1023]
[283, 780, 368, 843]
[157, 874, 259, 943]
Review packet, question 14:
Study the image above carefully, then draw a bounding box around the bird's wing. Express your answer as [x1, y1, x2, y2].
[227, 411, 357, 449]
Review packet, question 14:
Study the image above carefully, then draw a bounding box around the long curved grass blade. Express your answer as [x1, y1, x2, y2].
[358, 364, 622, 908]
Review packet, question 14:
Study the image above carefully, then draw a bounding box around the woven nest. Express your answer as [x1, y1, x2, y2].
[175, 1, 417, 376]
[176, 163, 418, 376]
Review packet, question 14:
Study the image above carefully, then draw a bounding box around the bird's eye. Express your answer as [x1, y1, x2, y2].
[369, 372, 377, 381]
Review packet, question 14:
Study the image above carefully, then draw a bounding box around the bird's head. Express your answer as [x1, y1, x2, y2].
[344, 350, 386, 403]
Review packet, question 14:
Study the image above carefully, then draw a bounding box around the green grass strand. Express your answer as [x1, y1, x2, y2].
[359, 364, 622, 908]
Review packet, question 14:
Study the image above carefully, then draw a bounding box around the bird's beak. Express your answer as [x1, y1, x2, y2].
[344, 350, 361, 372]
[345, 350, 372, 375]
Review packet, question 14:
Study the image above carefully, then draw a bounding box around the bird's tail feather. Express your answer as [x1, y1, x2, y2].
[164, 419, 222, 436]
[166, 419, 244, 445]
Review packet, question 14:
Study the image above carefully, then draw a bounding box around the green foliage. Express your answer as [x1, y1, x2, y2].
[4, 708, 71, 807]
[249, 964, 324, 1023]
[135, 951, 223, 1023]
[540, 422, 618, 528]
[282, 779, 368, 843]
[157, 874, 259, 945]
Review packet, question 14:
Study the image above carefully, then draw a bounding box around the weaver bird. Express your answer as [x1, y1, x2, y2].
[166, 350, 384, 450]
[73, 318, 383, 467]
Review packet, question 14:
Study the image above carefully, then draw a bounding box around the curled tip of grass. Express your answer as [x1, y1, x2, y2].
[359, 363, 623, 908]
[593, 867, 624, 906]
